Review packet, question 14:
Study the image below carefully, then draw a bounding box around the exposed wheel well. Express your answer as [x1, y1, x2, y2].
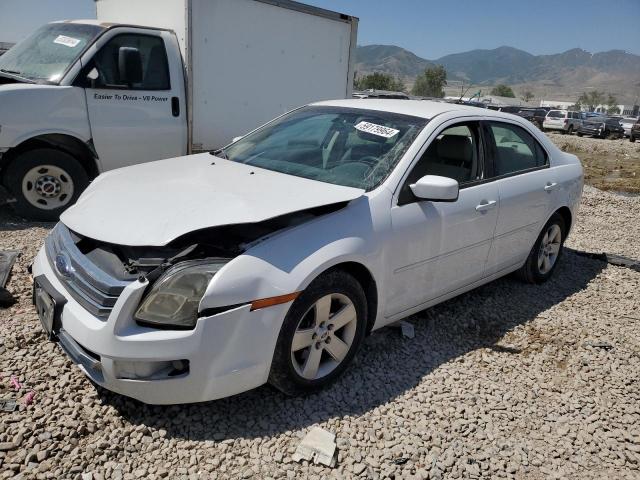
[1, 134, 99, 185]
[555, 206, 572, 235]
[326, 262, 378, 335]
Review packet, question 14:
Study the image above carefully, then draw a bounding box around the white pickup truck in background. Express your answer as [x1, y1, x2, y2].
[0, 0, 358, 220]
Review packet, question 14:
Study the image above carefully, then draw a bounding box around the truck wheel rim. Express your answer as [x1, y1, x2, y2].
[290, 293, 357, 380]
[537, 224, 562, 274]
[22, 165, 75, 211]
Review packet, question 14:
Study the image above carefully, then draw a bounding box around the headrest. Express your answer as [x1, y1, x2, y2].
[437, 135, 472, 162]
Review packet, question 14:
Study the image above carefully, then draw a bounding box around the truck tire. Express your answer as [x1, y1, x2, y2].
[4, 148, 89, 221]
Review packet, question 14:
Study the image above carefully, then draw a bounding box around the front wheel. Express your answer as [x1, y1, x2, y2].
[268, 270, 367, 396]
[517, 213, 566, 284]
[4, 148, 89, 221]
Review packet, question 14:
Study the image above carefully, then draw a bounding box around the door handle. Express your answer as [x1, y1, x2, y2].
[544, 182, 558, 192]
[475, 200, 497, 212]
[171, 97, 180, 117]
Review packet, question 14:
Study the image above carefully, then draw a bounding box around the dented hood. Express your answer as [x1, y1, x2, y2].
[61, 154, 364, 246]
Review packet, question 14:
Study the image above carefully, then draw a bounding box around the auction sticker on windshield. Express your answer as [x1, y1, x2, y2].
[355, 121, 399, 138]
[53, 35, 81, 48]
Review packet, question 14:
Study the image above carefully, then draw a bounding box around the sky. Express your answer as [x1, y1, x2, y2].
[1, 0, 639, 58]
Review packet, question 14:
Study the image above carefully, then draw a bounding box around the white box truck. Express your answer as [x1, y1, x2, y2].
[0, 0, 358, 220]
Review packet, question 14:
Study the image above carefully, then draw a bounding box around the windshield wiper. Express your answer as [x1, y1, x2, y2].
[0, 68, 22, 75]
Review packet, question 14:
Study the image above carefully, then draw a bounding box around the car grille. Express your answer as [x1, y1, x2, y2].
[45, 224, 130, 319]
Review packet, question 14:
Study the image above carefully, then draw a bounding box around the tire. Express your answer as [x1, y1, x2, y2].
[517, 212, 566, 284]
[567, 125, 574, 135]
[631, 135, 636, 143]
[268, 270, 367, 396]
[4, 148, 89, 221]
[577, 132, 583, 137]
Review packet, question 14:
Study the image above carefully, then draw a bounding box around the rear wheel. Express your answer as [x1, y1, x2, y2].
[517, 213, 566, 284]
[269, 270, 367, 396]
[4, 148, 89, 221]
[631, 135, 636, 143]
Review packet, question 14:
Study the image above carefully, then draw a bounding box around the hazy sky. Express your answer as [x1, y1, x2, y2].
[1, 0, 639, 58]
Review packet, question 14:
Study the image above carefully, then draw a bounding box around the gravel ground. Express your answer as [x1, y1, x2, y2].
[1, 190, 640, 478]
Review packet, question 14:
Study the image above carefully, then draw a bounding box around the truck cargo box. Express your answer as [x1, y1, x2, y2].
[96, 0, 358, 151]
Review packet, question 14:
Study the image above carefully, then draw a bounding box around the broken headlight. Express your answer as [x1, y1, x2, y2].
[135, 260, 227, 329]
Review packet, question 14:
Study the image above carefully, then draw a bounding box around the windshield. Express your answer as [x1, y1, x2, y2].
[547, 110, 566, 118]
[220, 106, 428, 190]
[0, 23, 103, 83]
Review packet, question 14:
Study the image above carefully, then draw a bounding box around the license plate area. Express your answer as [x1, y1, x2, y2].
[33, 277, 65, 340]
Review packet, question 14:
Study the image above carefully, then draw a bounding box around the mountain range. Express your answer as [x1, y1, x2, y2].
[356, 45, 640, 103]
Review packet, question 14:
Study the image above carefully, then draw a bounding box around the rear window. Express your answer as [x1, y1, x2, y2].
[547, 111, 566, 118]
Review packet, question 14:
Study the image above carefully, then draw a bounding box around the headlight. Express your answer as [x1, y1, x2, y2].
[135, 260, 227, 329]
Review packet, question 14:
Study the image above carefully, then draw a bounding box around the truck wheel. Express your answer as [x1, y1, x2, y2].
[268, 270, 367, 396]
[5, 148, 89, 221]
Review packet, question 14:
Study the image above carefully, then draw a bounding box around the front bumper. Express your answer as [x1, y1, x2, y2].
[32, 248, 292, 404]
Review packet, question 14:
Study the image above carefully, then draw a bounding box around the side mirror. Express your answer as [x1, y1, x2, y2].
[410, 175, 459, 202]
[118, 47, 143, 86]
[232, 136, 244, 143]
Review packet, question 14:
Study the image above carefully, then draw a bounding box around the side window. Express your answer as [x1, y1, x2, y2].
[488, 122, 547, 176]
[398, 122, 481, 205]
[91, 34, 170, 90]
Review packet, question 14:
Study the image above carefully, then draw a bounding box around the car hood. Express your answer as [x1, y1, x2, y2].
[61, 154, 365, 246]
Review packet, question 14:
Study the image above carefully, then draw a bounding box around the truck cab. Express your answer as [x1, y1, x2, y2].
[0, 21, 187, 220]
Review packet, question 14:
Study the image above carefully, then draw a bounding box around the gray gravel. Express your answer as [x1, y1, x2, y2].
[1, 186, 639, 479]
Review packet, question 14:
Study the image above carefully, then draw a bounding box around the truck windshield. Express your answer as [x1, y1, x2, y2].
[220, 106, 428, 191]
[0, 23, 103, 83]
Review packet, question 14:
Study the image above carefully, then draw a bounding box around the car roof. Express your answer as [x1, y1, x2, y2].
[310, 99, 520, 120]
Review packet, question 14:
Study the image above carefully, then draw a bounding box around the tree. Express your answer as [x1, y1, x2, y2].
[411, 65, 447, 98]
[354, 72, 406, 92]
[490, 84, 515, 98]
[578, 90, 606, 111]
[520, 88, 534, 103]
[606, 94, 619, 115]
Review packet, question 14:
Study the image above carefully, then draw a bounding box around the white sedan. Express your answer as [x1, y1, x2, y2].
[32, 100, 583, 404]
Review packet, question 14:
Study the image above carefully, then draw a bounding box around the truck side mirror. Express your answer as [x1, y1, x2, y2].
[118, 47, 143, 86]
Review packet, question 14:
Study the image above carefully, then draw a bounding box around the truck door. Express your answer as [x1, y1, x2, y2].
[79, 29, 187, 171]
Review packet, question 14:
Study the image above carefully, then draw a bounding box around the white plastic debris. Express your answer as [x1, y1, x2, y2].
[292, 427, 337, 467]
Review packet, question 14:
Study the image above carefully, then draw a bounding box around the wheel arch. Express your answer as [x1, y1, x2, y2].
[1, 134, 100, 185]
[555, 206, 573, 236]
[319, 261, 379, 336]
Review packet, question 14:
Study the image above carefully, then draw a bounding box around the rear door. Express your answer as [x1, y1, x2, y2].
[79, 28, 187, 171]
[483, 121, 557, 275]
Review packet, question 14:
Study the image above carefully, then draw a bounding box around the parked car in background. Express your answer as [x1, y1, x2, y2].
[353, 89, 409, 99]
[629, 119, 640, 142]
[487, 105, 522, 114]
[516, 108, 548, 129]
[577, 117, 625, 139]
[31, 100, 583, 404]
[620, 117, 638, 137]
[543, 110, 582, 134]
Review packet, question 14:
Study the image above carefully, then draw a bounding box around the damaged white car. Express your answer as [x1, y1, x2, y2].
[32, 100, 583, 404]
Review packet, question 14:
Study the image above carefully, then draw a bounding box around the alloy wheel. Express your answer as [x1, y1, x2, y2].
[537, 224, 562, 274]
[290, 293, 358, 380]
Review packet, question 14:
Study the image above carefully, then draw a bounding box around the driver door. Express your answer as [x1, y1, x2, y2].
[385, 121, 499, 318]
[79, 29, 187, 171]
